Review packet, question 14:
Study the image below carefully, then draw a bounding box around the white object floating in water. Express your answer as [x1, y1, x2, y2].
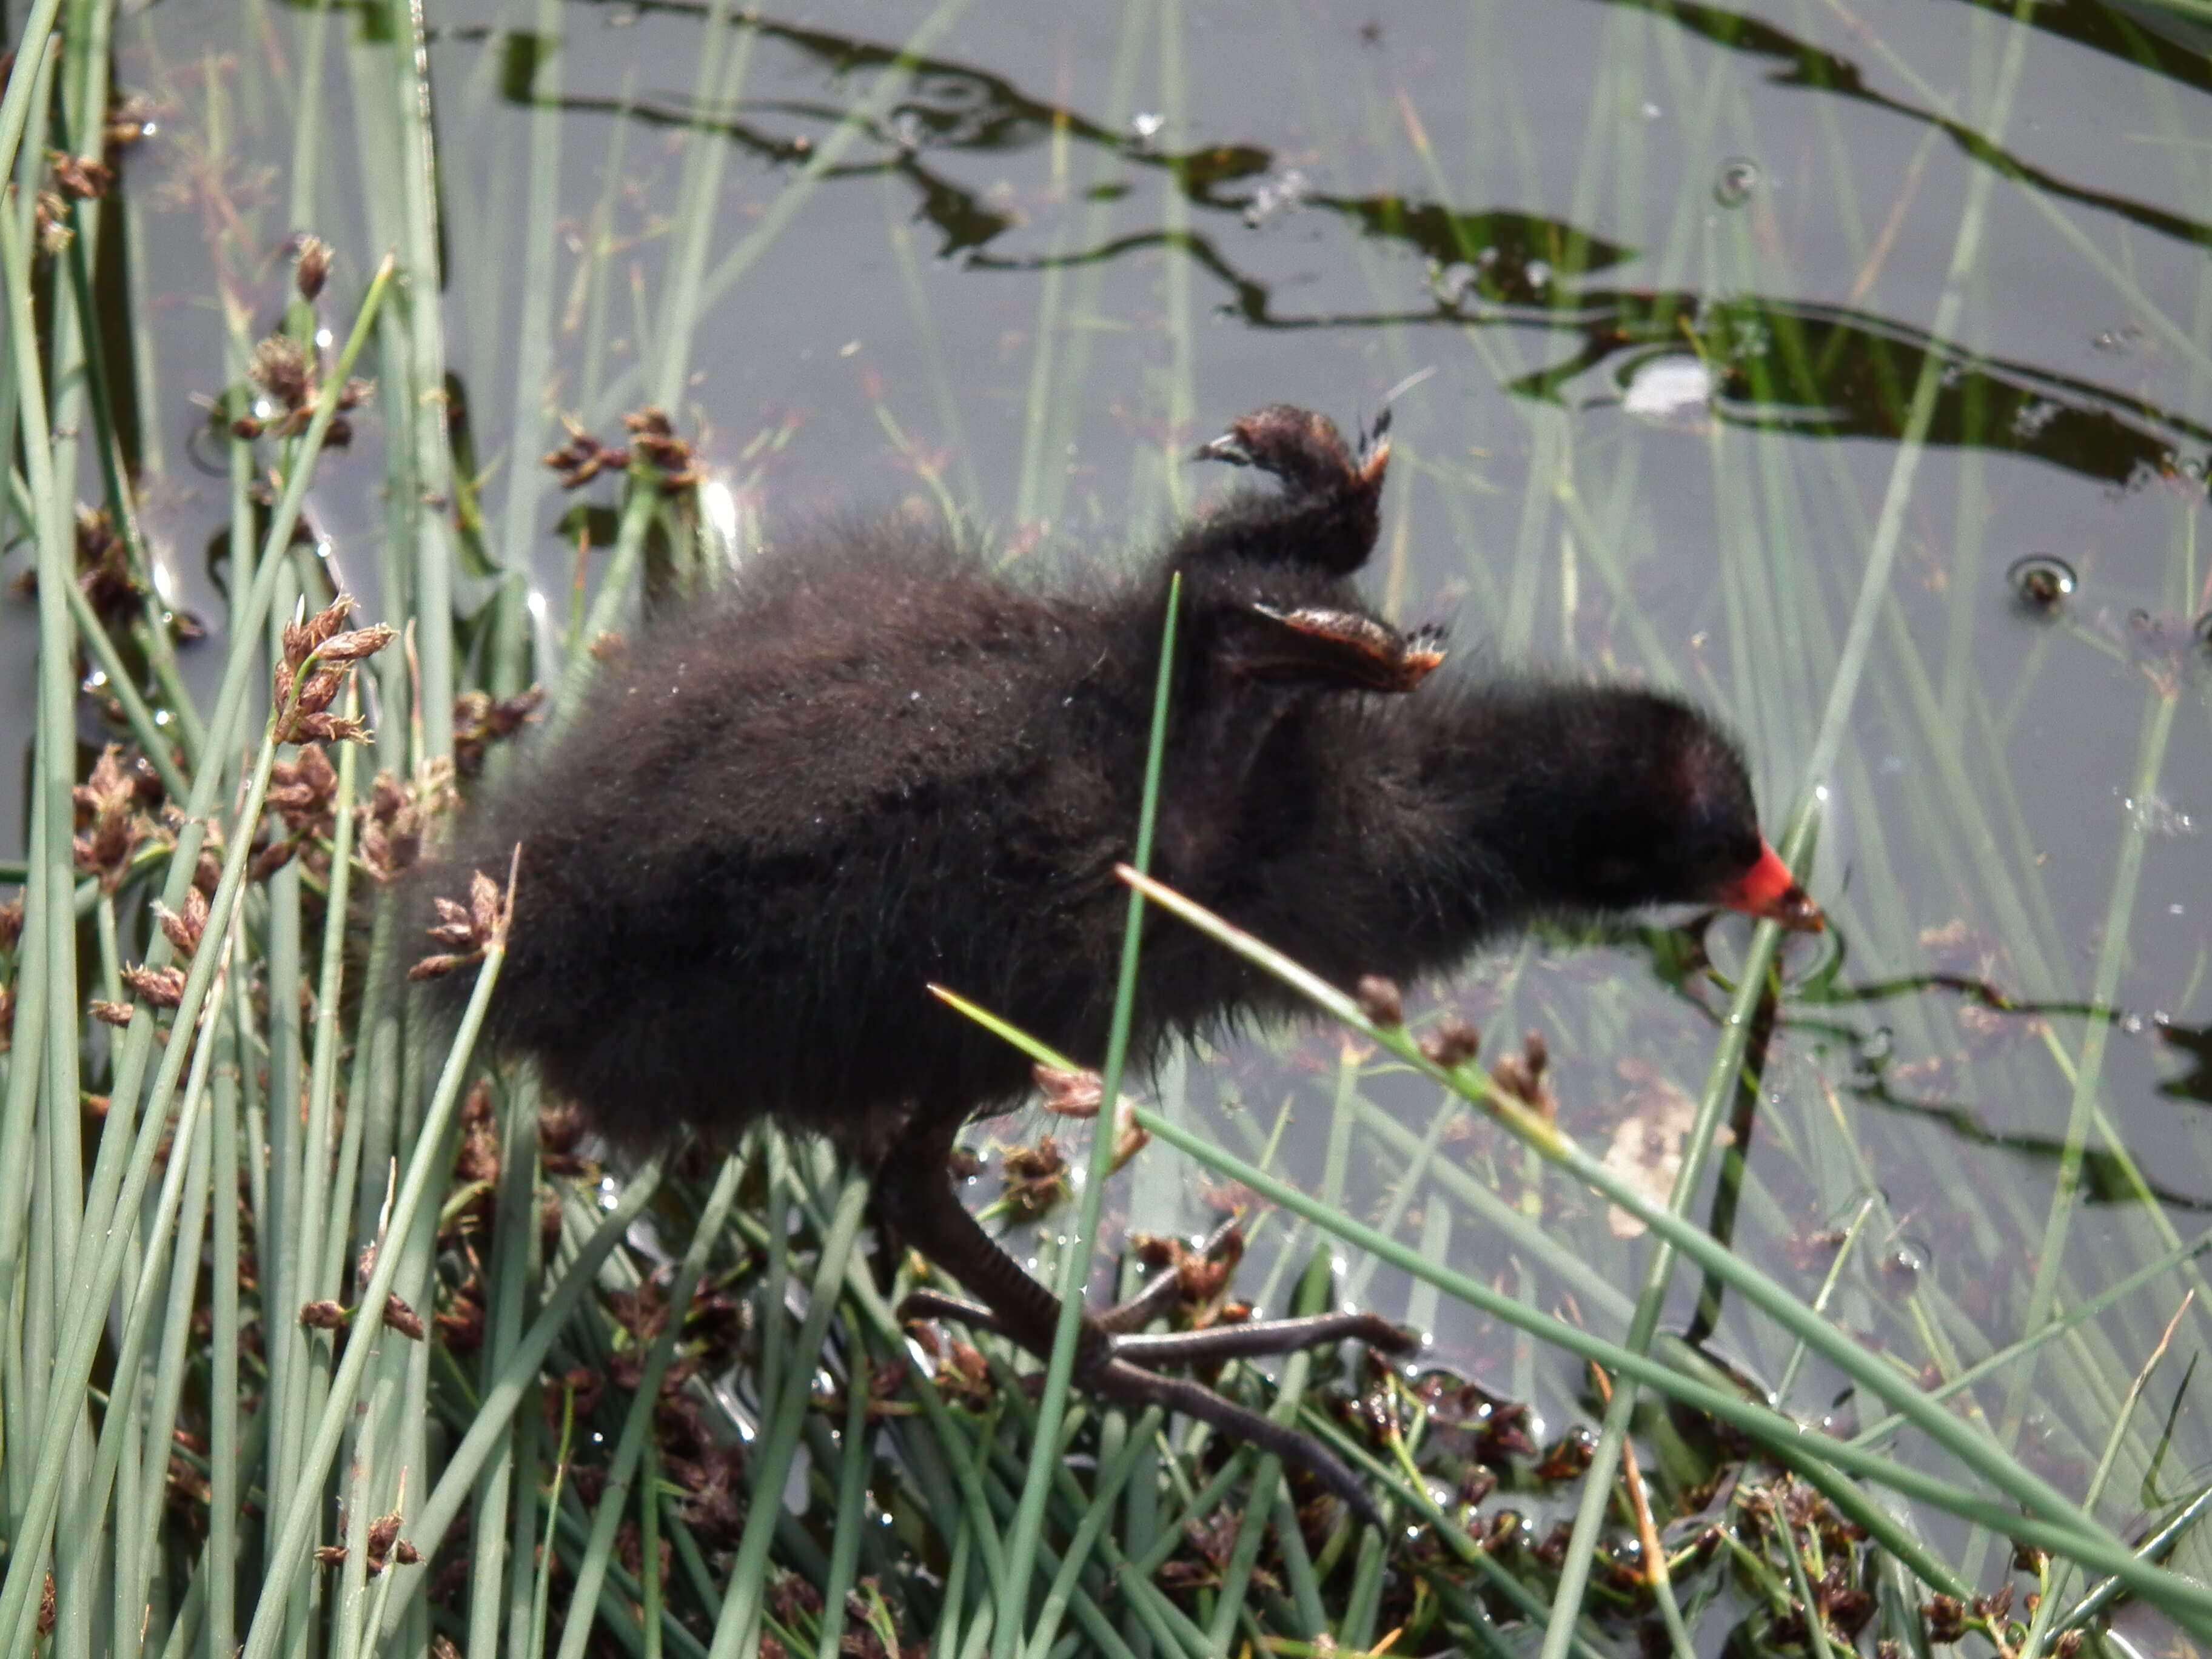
[1621, 354, 1714, 423]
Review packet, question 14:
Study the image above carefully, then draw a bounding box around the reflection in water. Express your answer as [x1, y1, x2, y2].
[496, 5, 2212, 508]
[1847, 1079, 2212, 1212]
[1970, 0, 2212, 96]
[2162, 1021, 2212, 1107]
[1590, 0, 2212, 251]
[1504, 295, 2212, 496]
[1597, 914, 2204, 1208]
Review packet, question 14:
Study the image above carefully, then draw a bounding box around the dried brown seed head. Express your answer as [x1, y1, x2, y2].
[73, 746, 153, 890]
[996, 1136, 1070, 1222]
[73, 745, 134, 823]
[49, 152, 115, 199]
[252, 837, 303, 881]
[291, 665, 346, 717]
[315, 624, 398, 663]
[282, 594, 355, 671]
[72, 508, 138, 609]
[34, 192, 72, 255]
[426, 899, 474, 947]
[1418, 1016, 1480, 1070]
[287, 711, 370, 745]
[153, 889, 209, 957]
[468, 870, 501, 938]
[361, 773, 424, 883]
[451, 686, 546, 774]
[105, 95, 156, 147]
[294, 235, 332, 300]
[268, 745, 341, 838]
[1491, 1031, 1558, 1120]
[544, 415, 630, 488]
[1130, 1233, 1176, 1268]
[1354, 974, 1403, 1027]
[1920, 1594, 1964, 1644]
[121, 963, 187, 1009]
[1034, 1063, 1103, 1118]
[249, 336, 314, 410]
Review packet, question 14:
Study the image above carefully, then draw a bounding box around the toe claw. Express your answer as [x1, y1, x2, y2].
[1193, 431, 1256, 467]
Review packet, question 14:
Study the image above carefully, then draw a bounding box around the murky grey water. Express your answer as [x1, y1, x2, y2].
[8, 0, 2212, 1607]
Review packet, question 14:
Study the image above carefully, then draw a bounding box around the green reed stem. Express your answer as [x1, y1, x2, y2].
[994, 573, 1178, 1657]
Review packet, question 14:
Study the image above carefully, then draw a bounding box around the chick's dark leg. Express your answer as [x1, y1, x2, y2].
[876, 1111, 1406, 1524]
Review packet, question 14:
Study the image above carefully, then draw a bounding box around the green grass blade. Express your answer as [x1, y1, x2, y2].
[240, 869, 518, 1659]
[705, 1171, 871, 1659]
[554, 1153, 743, 1659]
[995, 572, 1179, 1659]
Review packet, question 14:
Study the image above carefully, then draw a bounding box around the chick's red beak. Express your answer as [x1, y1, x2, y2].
[1718, 840, 1825, 933]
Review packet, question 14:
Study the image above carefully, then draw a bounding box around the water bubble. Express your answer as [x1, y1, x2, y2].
[1713, 157, 1760, 207]
[1862, 1025, 1895, 1064]
[2007, 554, 2076, 612]
[1242, 167, 1310, 227]
[2120, 792, 2196, 837]
[1880, 1236, 1932, 1287]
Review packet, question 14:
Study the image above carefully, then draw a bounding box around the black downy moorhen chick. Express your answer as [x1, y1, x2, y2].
[425, 403, 1821, 1517]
